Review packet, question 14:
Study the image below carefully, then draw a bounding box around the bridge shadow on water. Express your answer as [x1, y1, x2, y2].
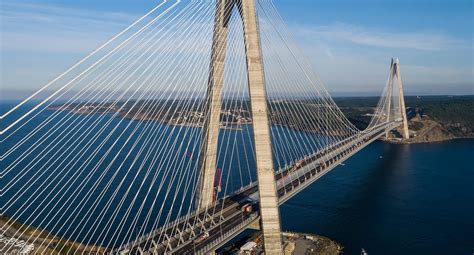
[280, 141, 413, 254]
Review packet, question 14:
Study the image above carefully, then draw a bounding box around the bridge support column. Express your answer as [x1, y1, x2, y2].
[198, 0, 233, 209]
[199, 0, 283, 253]
[385, 59, 394, 139]
[394, 58, 410, 139]
[240, 0, 283, 253]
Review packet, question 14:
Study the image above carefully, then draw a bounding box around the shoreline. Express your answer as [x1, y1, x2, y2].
[229, 231, 343, 254]
[1, 215, 344, 255]
[0, 215, 106, 254]
[384, 136, 473, 145]
[282, 231, 343, 255]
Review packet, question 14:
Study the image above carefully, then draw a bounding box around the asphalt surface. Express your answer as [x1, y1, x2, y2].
[119, 122, 397, 254]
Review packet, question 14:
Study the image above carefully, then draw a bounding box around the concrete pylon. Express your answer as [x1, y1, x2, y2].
[394, 58, 410, 139]
[385, 59, 394, 139]
[197, 0, 233, 211]
[198, 0, 283, 254]
[239, 0, 283, 254]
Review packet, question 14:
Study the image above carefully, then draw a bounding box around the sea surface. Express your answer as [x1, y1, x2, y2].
[1, 101, 473, 254]
[280, 139, 474, 254]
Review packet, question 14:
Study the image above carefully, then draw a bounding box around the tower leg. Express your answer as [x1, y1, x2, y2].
[198, 0, 233, 209]
[199, 1, 283, 252]
[395, 59, 410, 139]
[239, 0, 283, 253]
[385, 59, 394, 139]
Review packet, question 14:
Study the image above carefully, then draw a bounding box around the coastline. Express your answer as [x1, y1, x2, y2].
[384, 136, 473, 145]
[1, 215, 344, 255]
[383, 115, 473, 144]
[229, 231, 343, 254]
[0, 215, 106, 254]
[282, 232, 343, 255]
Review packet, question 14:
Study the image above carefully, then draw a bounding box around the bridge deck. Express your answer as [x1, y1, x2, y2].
[115, 121, 401, 255]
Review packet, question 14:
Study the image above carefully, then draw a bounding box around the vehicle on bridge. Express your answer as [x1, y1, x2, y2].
[194, 231, 210, 244]
[240, 198, 258, 214]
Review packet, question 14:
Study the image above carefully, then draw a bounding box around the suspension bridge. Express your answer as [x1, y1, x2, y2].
[1, 0, 409, 254]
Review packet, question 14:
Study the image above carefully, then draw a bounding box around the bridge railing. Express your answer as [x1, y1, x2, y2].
[122, 121, 402, 253]
[278, 121, 401, 204]
[196, 213, 259, 255]
[274, 120, 398, 177]
[114, 181, 259, 253]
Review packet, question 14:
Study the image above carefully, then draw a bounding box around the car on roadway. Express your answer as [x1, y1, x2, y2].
[239, 198, 258, 214]
[194, 231, 210, 244]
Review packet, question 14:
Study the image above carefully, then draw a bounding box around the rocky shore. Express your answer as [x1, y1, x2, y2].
[386, 114, 473, 144]
[231, 231, 342, 255]
[282, 232, 343, 255]
[0, 215, 106, 254]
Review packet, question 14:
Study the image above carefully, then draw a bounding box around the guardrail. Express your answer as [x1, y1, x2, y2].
[196, 214, 258, 255]
[119, 121, 401, 254]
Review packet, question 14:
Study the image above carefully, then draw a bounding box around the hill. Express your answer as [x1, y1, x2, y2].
[334, 95, 474, 142]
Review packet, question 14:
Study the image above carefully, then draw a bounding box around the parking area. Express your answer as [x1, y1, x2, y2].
[0, 234, 35, 254]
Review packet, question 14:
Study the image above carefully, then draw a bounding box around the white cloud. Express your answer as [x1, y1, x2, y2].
[294, 22, 470, 51]
[0, 2, 472, 95]
[314, 55, 474, 95]
[1, 2, 135, 27]
[0, 2, 137, 53]
[281, 22, 473, 95]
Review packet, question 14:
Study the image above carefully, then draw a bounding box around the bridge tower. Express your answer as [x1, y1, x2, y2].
[393, 58, 410, 139]
[197, 0, 283, 254]
[385, 59, 395, 139]
[386, 58, 409, 139]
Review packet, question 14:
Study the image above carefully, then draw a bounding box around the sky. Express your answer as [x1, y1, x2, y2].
[0, 0, 473, 98]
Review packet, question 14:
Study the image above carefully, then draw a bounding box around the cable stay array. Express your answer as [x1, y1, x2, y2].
[0, 0, 406, 253]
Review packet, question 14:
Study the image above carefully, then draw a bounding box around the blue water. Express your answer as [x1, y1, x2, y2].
[1, 101, 473, 254]
[0, 101, 324, 247]
[281, 139, 474, 254]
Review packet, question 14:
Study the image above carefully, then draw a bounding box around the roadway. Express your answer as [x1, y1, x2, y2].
[116, 121, 401, 255]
